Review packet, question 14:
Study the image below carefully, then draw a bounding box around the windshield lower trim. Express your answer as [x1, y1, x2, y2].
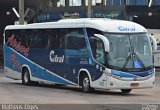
[108, 65, 154, 72]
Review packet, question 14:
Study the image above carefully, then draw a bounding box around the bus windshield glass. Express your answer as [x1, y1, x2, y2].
[104, 33, 152, 70]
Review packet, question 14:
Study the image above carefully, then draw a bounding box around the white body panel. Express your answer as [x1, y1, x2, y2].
[106, 75, 155, 89]
[91, 68, 155, 90]
[5, 67, 21, 80]
[5, 18, 147, 34]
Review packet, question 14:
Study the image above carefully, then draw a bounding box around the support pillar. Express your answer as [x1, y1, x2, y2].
[88, 0, 92, 18]
[102, 0, 106, 5]
[19, 0, 24, 24]
[65, 0, 70, 7]
[82, 0, 85, 6]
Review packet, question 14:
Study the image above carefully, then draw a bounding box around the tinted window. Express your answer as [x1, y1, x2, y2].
[45, 29, 69, 49]
[106, 0, 113, 6]
[113, 0, 120, 6]
[87, 28, 106, 65]
[5, 30, 28, 48]
[66, 29, 87, 56]
[89, 36, 106, 65]
[128, 0, 147, 5]
[152, 0, 160, 5]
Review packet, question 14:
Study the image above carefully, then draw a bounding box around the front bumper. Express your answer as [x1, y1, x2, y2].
[106, 74, 155, 89]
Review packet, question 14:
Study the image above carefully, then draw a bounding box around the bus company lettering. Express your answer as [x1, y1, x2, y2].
[49, 50, 64, 63]
[118, 26, 135, 32]
[7, 35, 29, 56]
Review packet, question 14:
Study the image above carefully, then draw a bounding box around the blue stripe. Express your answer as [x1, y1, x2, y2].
[4, 45, 75, 85]
[112, 69, 154, 78]
[112, 70, 137, 78]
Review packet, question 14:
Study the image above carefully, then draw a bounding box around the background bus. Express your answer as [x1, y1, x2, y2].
[147, 29, 160, 67]
[4, 18, 156, 93]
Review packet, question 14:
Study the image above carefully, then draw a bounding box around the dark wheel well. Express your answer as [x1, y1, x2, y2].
[79, 71, 89, 86]
[22, 67, 29, 78]
[121, 89, 132, 94]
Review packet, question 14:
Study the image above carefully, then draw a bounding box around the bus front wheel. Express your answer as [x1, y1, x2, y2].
[22, 68, 31, 85]
[121, 89, 132, 94]
[81, 75, 94, 92]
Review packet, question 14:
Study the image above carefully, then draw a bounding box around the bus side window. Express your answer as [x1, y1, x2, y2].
[42, 30, 52, 49]
[66, 29, 87, 56]
[30, 30, 42, 48]
[47, 32, 54, 49]
[87, 28, 106, 65]
[19, 30, 29, 48]
[58, 29, 69, 49]
[54, 30, 62, 49]
[89, 37, 106, 65]
[5, 30, 21, 46]
[30, 30, 35, 48]
[24, 30, 31, 48]
[46, 29, 66, 49]
[86, 28, 102, 38]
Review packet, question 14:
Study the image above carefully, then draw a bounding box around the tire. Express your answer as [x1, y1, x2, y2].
[22, 68, 31, 85]
[81, 75, 94, 92]
[121, 89, 132, 94]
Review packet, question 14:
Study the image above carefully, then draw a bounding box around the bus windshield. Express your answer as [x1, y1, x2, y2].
[104, 33, 153, 70]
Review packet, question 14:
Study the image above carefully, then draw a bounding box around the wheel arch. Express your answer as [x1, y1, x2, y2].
[21, 65, 32, 80]
[78, 69, 92, 86]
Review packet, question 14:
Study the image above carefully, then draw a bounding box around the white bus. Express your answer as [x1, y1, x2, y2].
[147, 29, 160, 67]
[4, 18, 156, 93]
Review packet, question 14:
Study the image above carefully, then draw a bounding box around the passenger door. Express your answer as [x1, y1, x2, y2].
[65, 28, 88, 83]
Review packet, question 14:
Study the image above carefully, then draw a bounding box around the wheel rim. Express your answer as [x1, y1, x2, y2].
[83, 77, 89, 89]
[24, 71, 29, 83]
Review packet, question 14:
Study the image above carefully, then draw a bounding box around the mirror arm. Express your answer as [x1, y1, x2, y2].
[94, 34, 109, 52]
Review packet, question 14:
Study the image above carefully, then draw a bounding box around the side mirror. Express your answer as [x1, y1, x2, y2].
[149, 34, 157, 51]
[94, 34, 109, 53]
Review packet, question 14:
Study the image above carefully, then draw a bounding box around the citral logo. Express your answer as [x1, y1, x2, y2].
[118, 26, 135, 32]
[49, 50, 64, 63]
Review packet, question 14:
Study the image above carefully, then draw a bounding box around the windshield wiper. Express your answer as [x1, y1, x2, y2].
[122, 47, 146, 70]
[134, 52, 146, 69]
[122, 35, 146, 70]
[132, 46, 146, 69]
[122, 52, 131, 69]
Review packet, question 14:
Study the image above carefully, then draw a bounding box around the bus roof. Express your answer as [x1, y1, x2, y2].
[5, 18, 147, 33]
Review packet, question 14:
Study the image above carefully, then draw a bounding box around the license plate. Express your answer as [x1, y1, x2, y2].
[131, 83, 139, 87]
